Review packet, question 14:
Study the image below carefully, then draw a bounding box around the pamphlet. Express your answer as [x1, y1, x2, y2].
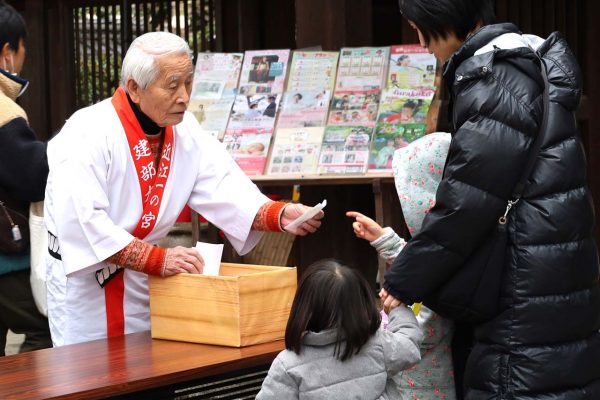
[284, 199, 327, 232]
[194, 242, 224, 276]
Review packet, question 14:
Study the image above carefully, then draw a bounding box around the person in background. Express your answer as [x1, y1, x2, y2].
[383, 0, 600, 398]
[44, 31, 324, 347]
[244, 102, 262, 119]
[262, 95, 277, 117]
[256, 259, 422, 399]
[348, 132, 455, 399]
[374, 138, 396, 169]
[0, 0, 51, 356]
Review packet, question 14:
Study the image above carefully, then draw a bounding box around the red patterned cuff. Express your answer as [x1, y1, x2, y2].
[144, 245, 166, 276]
[267, 201, 287, 232]
[253, 201, 287, 232]
[106, 238, 166, 276]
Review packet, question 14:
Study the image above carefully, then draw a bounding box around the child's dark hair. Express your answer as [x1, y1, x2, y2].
[0, 1, 27, 52]
[285, 259, 381, 361]
[398, 0, 495, 44]
[403, 99, 418, 110]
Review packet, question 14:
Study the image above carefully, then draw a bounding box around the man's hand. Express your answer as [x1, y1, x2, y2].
[380, 288, 403, 313]
[346, 211, 385, 242]
[280, 203, 324, 236]
[163, 246, 204, 276]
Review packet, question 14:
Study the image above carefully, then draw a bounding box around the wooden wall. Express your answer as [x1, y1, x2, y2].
[7, 0, 600, 280]
[218, 0, 600, 277]
[10, 0, 75, 140]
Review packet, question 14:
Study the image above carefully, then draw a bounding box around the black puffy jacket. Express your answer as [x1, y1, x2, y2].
[384, 23, 600, 399]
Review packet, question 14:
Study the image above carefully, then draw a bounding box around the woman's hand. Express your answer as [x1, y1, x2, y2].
[163, 246, 204, 276]
[380, 288, 403, 313]
[346, 211, 385, 242]
[280, 203, 324, 236]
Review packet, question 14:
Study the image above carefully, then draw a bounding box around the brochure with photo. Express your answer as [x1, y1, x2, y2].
[287, 51, 339, 92]
[239, 50, 290, 96]
[277, 90, 331, 128]
[368, 124, 427, 171]
[222, 127, 273, 175]
[267, 127, 325, 175]
[388, 45, 437, 90]
[228, 94, 281, 130]
[192, 53, 244, 99]
[317, 125, 373, 174]
[376, 88, 434, 125]
[328, 89, 380, 128]
[188, 98, 234, 139]
[334, 47, 390, 91]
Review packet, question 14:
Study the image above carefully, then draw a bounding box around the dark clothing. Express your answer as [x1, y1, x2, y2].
[0, 70, 51, 355]
[385, 23, 600, 399]
[0, 117, 48, 211]
[263, 101, 276, 118]
[0, 269, 52, 356]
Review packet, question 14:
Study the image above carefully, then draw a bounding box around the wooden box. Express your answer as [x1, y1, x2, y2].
[149, 263, 297, 347]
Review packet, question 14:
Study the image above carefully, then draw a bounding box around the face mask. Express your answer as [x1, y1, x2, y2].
[2, 54, 16, 76]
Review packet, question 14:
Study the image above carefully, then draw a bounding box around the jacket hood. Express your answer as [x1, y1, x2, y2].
[302, 328, 341, 346]
[392, 132, 450, 235]
[444, 23, 582, 110]
[443, 23, 520, 82]
[536, 31, 583, 110]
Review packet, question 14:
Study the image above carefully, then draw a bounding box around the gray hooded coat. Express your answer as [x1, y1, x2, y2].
[256, 306, 422, 399]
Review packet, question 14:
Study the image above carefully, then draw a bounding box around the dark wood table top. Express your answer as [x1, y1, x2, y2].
[0, 332, 284, 400]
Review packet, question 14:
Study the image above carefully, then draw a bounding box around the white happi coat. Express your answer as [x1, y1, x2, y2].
[45, 98, 269, 346]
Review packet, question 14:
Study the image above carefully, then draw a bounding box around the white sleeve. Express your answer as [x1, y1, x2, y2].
[46, 116, 134, 276]
[186, 133, 270, 255]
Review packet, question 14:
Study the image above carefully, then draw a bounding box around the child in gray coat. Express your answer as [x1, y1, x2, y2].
[256, 259, 423, 400]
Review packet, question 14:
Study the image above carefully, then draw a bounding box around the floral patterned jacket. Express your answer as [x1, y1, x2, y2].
[373, 132, 456, 400]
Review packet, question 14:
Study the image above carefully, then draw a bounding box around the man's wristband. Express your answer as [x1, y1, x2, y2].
[106, 238, 167, 276]
[265, 201, 287, 232]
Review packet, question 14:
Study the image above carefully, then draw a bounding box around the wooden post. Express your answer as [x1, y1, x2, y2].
[44, 0, 76, 134]
[9, 0, 49, 140]
[12, 0, 75, 138]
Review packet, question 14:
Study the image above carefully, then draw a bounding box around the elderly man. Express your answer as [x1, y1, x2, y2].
[45, 32, 323, 346]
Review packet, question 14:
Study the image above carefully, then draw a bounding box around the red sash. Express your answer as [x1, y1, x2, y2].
[105, 87, 174, 337]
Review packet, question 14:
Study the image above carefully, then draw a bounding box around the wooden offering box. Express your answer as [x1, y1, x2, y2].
[149, 263, 297, 347]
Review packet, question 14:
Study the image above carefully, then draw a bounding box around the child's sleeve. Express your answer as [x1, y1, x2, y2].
[256, 356, 299, 399]
[370, 227, 407, 265]
[381, 306, 423, 376]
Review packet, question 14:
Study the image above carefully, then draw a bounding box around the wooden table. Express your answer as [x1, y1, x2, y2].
[0, 332, 284, 400]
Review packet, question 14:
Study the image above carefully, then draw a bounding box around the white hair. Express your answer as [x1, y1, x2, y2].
[120, 31, 192, 90]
